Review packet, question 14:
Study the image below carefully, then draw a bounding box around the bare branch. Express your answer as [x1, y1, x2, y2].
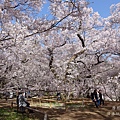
[77, 34, 85, 48]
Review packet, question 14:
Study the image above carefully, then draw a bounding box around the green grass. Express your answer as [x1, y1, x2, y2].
[0, 108, 37, 120]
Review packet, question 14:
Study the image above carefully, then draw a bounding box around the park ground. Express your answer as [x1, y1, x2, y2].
[0, 98, 120, 120]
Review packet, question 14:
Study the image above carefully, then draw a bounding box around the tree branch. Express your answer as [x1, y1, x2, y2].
[77, 34, 85, 48]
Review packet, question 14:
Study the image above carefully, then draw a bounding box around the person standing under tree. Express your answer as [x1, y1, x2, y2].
[99, 90, 104, 106]
[93, 89, 100, 108]
[19, 92, 30, 112]
[57, 92, 61, 100]
[5, 91, 9, 101]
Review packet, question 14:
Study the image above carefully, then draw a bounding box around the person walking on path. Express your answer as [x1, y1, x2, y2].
[99, 90, 104, 106]
[92, 89, 100, 108]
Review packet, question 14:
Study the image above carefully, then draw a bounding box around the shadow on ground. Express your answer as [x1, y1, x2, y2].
[0, 99, 120, 120]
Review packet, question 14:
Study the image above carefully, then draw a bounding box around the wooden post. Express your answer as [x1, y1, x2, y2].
[11, 102, 13, 108]
[39, 98, 41, 107]
[50, 101, 51, 108]
[31, 98, 33, 105]
[44, 113, 48, 120]
[64, 101, 67, 110]
[16, 95, 19, 112]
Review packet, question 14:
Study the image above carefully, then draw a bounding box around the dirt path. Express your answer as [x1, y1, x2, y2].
[49, 107, 120, 120]
[0, 99, 120, 120]
[38, 101, 120, 120]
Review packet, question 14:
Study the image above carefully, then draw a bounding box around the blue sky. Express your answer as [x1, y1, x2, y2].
[89, 0, 120, 17]
[39, 0, 120, 18]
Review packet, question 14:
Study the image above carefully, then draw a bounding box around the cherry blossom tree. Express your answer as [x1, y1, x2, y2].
[0, 0, 120, 100]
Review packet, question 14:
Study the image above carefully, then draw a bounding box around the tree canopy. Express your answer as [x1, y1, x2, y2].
[0, 0, 120, 101]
